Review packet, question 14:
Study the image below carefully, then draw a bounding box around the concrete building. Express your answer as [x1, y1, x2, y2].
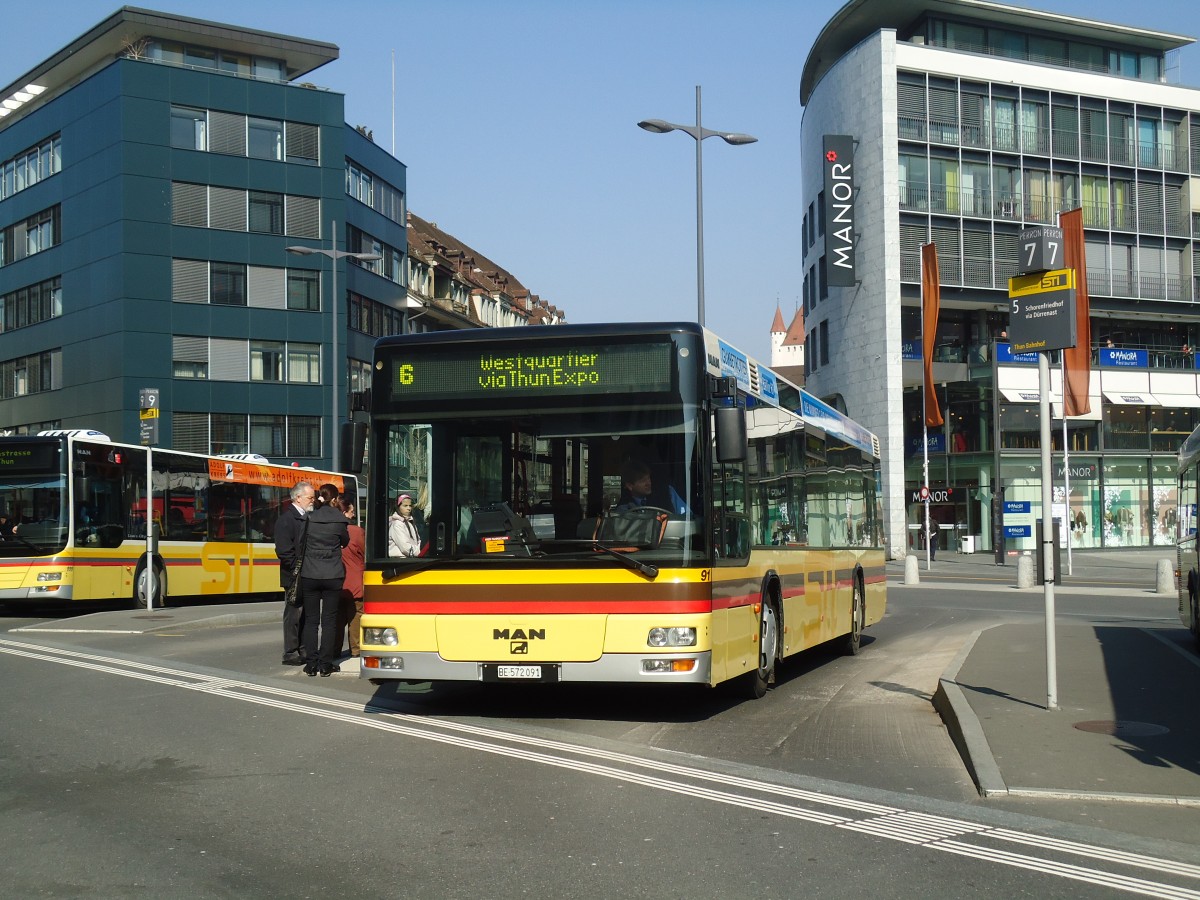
[799, 0, 1200, 556]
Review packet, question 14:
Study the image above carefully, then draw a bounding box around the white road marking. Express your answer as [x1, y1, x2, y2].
[4, 636, 1200, 898]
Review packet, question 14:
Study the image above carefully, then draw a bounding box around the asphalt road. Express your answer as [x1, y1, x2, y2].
[3, 552, 1200, 898]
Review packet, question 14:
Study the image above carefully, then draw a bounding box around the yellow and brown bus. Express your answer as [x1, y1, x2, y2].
[356, 322, 884, 697]
[0, 429, 354, 608]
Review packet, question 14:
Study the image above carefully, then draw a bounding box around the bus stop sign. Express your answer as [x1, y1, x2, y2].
[139, 388, 161, 446]
[1006, 268, 1077, 354]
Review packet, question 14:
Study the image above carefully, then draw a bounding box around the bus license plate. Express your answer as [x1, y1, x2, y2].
[482, 664, 559, 683]
[498, 665, 541, 679]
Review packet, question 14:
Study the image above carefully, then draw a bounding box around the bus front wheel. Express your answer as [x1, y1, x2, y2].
[748, 599, 779, 699]
[134, 558, 166, 610]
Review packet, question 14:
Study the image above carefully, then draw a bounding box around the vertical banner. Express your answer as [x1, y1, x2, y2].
[1060, 208, 1091, 416]
[822, 135, 856, 287]
[921, 242, 943, 427]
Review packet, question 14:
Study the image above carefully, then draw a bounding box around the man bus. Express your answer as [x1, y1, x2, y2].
[0, 429, 354, 608]
[354, 322, 884, 697]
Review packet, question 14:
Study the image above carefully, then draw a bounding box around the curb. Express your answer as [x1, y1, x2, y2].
[931, 626, 1009, 798]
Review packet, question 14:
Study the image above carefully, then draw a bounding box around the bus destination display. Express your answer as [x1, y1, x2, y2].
[0, 443, 61, 473]
[390, 342, 674, 401]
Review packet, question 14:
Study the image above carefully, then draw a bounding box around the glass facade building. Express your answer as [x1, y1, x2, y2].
[799, 0, 1200, 555]
[0, 9, 407, 468]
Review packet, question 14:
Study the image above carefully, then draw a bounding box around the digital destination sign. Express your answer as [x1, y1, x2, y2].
[389, 342, 674, 402]
[0, 443, 61, 474]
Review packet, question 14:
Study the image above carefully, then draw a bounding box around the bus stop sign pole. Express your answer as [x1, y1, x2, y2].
[1010, 226, 1076, 711]
[139, 388, 160, 611]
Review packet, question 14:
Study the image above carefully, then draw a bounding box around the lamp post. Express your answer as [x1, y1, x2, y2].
[286, 220, 381, 472]
[638, 85, 757, 327]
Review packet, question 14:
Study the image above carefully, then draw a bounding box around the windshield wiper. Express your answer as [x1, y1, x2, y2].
[3, 532, 46, 555]
[591, 542, 659, 579]
[538, 538, 659, 578]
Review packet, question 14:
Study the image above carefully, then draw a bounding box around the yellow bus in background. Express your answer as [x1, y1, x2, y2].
[357, 322, 884, 697]
[0, 429, 354, 608]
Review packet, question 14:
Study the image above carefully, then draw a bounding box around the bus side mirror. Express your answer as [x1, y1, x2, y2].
[715, 404, 746, 464]
[340, 422, 367, 473]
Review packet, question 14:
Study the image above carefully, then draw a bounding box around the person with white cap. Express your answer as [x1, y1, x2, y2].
[387, 493, 422, 557]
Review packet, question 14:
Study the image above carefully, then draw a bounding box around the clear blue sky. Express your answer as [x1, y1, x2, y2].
[5, 1, 1199, 360]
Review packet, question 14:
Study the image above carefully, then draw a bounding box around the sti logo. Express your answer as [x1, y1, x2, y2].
[493, 627, 545, 654]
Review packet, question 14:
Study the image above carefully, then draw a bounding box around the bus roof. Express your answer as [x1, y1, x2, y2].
[701, 327, 879, 458]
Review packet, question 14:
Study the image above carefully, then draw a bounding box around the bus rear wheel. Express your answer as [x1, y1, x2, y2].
[748, 599, 779, 699]
[844, 578, 864, 656]
[134, 558, 165, 610]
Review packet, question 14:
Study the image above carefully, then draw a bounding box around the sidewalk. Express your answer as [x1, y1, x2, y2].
[904, 546, 1200, 804]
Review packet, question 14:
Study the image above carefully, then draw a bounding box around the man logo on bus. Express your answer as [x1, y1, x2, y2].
[511, 641, 529, 654]
[493, 628, 545, 640]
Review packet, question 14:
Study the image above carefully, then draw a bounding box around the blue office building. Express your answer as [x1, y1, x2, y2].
[0, 7, 407, 468]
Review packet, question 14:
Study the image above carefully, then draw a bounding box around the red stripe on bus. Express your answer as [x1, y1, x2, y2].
[364, 600, 713, 615]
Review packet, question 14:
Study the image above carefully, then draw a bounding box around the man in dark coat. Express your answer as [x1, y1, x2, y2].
[275, 481, 314, 665]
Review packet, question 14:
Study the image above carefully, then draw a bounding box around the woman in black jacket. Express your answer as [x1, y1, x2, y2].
[301, 484, 350, 676]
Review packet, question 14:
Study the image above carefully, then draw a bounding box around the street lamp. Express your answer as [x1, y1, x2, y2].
[286, 220, 381, 472]
[638, 85, 757, 327]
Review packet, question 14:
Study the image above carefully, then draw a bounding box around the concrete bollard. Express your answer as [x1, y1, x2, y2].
[904, 554, 920, 585]
[1016, 555, 1034, 589]
[1157, 558, 1176, 594]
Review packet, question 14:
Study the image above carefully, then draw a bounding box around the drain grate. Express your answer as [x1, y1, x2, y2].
[1074, 719, 1169, 737]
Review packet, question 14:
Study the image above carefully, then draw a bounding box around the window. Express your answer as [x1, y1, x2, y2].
[287, 269, 320, 311]
[172, 336, 208, 379]
[346, 159, 405, 224]
[0, 349, 59, 399]
[170, 107, 207, 151]
[898, 152, 928, 210]
[819, 321, 830, 367]
[248, 190, 283, 234]
[1, 205, 60, 268]
[250, 341, 285, 382]
[211, 263, 247, 306]
[288, 416, 321, 458]
[287, 343, 321, 384]
[1, 135, 61, 201]
[250, 415, 286, 457]
[247, 117, 283, 161]
[211, 413, 248, 456]
[285, 121, 319, 164]
[1, 276, 61, 333]
[219, 53, 250, 77]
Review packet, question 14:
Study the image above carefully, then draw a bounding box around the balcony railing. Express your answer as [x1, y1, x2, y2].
[898, 255, 1194, 303]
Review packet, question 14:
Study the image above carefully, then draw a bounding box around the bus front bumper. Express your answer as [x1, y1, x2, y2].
[358, 650, 712, 685]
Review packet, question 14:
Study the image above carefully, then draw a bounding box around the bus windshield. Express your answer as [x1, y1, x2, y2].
[378, 404, 707, 567]
[0, 473, 68, 556]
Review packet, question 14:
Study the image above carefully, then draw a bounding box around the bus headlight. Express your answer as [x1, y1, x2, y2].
[643, 659, 698, 673]
[363, 627, 399, 646]
[36, 572, 62, 582]
[647, 627, 696, 647]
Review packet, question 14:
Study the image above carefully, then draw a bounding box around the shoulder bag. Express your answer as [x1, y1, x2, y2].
[284, 518, 309, 607]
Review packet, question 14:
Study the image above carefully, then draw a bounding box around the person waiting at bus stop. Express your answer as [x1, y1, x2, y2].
[336, 493, 365, 658]
[275, 482, 314, 666]
[299, 484, 349, 676]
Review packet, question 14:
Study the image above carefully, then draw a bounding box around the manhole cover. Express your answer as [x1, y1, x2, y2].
[1074, 719, 1169, 737]
[130, 615, 174, 621]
